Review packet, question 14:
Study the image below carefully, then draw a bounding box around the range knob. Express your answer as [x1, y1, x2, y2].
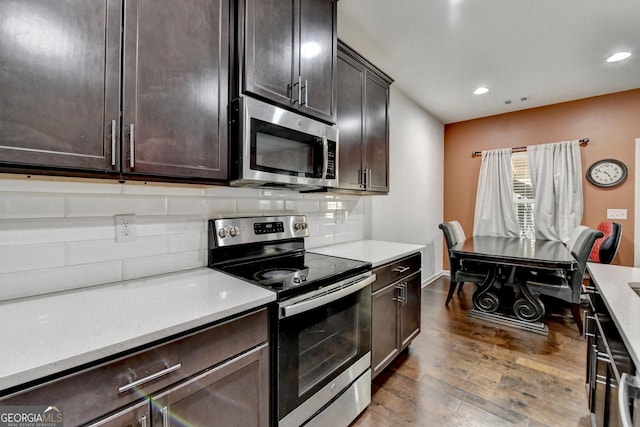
[294, 222, 308, 231]
[218, 228, 228, 238]
[229, 226, 240, 237]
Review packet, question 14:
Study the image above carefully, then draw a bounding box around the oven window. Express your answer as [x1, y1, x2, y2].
[298, 303, 358, 395]
[250, 118, 322, 177]
[277, 285, 371, 418]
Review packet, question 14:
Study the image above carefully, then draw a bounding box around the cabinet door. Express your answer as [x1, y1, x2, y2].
[243, 0, 296, 108]
[399, 273, 421, 349]
[0, 0, 121, 172]
[372, 283, 400, 378]
[298, 0, 337, 123]
[363, 71, 390, 192]
[151, 343, 269, 427]
[336, 52, 364, 190]
[86, 400, 149, 427]
[122, 0, 229, 180]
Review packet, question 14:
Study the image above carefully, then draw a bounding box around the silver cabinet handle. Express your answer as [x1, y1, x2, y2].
[117, 363, 182, 393]
[619, 373, 640, 427]
[302, 79, 308, 106]
[321, 136, 329, 179]
[111, 119, 117, 166]
[161, 406, 169, 426]
[297, 75, 302, 105]
[367, 168, 372, 189]
[139, 415, 147, 427]
[129, 123, 135, 168]
[393, 266, 410, 273]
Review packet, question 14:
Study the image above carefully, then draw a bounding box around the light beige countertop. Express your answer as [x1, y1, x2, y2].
[310, 240, 424, 268]
[0, 268, 275, 392]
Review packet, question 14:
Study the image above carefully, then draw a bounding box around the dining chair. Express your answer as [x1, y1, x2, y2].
[589, 221, 622, 264]
[519, 227, 603, 332]
[439, 221, 487, 305]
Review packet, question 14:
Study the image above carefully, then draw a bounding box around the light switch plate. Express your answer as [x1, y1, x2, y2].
[607, 209, 627, 220]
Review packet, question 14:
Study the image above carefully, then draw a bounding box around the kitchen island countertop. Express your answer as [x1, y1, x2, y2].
[310, 240, 424, 268]
[587, 263, 640, 369]
[0, 268, 275, 392]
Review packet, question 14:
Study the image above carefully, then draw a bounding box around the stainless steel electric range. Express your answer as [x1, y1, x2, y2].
[208, 215, 373, 427]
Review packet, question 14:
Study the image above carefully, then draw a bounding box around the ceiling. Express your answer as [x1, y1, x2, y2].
[337, 0, 640, 124]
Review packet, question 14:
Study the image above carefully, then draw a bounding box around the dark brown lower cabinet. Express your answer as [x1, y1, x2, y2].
[584, 288, 634, 427]
[1, 309, 269, 427]
[371, 253, 421, 378]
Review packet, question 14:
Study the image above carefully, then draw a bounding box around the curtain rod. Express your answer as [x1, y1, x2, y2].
[471, 138, 589, 157]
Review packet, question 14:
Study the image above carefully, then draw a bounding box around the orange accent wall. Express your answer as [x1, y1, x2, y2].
[444, 89, 640, 267]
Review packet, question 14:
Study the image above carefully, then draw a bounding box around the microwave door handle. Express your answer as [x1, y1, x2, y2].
[620, 373, 640, 427]
[322, 136, 329, 178]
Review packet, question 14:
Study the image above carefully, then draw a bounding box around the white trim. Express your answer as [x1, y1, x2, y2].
[422, 270, 449, 287]
[635, 138, 640, 266]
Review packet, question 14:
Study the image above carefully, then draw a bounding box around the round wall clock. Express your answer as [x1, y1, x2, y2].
[586, 159, 628, 188]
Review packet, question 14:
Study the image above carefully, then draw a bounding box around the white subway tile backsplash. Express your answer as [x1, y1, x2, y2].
[67, 236, 168, 265]
[236, 198, 285, 214]
[169, 232, 207, 253]
[285, 199, 320, 212]
[0, 243, 66, 274]
[0, 218, 113, 245]
[122, 182, 206, 197]
[0, 175, 122, 194]
[67, 195, 167, 217]
[0, 261, 123, 301]
[0, 194, 66, 218]
[123, 251, 205, 280]
[0, 178, 367, 301]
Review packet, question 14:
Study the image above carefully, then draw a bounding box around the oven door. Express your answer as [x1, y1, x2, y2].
[276, 273, 374, 425]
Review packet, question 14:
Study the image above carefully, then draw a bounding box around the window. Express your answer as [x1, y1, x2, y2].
[512, 153, 535, 238]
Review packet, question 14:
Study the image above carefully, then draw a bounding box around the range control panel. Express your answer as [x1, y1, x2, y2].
[210, 215, 309, 247]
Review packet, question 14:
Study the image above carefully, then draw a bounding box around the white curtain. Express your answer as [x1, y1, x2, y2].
[473, 148, 520, 237]
[527, 140, 583, 242]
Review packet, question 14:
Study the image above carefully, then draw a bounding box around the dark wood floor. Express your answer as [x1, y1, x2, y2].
[353, 276, 591, 426]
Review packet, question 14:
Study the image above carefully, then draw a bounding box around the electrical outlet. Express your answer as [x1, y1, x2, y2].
[115, 214, 137, 243]
[607, 209, 627, 220]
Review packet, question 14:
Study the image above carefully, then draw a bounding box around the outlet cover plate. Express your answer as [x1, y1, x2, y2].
[115, 214, 137, 243]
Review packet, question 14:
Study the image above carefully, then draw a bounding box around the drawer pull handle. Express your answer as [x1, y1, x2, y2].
[162, 406, 169, 426]
[118, 363, 182, 394]
[392, 266, 410, 273]
[139, 415, 147, 427]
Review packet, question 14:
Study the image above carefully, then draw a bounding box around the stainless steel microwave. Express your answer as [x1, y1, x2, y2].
[230, 96, 338, 191]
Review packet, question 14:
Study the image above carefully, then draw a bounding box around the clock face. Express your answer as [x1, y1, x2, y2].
[587, 159, 627, 187]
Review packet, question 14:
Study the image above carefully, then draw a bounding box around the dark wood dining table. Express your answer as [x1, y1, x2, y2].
[450, 235, 577, 334]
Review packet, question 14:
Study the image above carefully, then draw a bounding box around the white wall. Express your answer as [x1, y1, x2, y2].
[339, 6, 446, 281]
[0, 175, 367, 302]
[370, 88, 445, 281]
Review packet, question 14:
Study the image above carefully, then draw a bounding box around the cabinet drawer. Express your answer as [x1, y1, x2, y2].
[1, 308, 268, 426]
[372, 253, 421, 293]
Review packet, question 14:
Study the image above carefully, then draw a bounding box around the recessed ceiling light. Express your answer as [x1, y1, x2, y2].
[606, 52, 631, 63]
[474, 87, 489, 95]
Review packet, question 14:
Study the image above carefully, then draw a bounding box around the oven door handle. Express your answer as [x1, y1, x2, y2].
[280, 274, 375, 319]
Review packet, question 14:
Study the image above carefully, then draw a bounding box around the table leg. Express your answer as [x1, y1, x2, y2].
[472, 265, 500, 313]
[512, 277, 546, 322]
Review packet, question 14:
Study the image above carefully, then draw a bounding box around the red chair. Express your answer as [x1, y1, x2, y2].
[589, 221, 622, 264]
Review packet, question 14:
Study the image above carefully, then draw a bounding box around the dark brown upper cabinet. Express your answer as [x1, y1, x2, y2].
[0, 0, 121, 174]
[336, 42, 392, 193]
[122, 0, 229, 181]
[0, 0, 229, 182]
[240, 0, 337, 124]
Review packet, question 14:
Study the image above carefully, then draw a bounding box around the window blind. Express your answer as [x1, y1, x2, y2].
[512, 153, 535, 238]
